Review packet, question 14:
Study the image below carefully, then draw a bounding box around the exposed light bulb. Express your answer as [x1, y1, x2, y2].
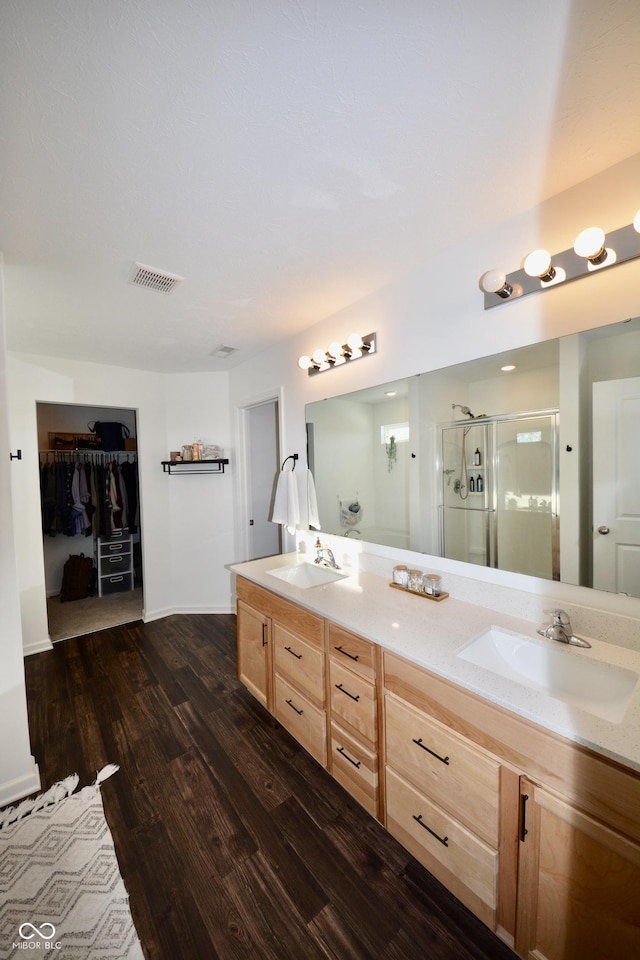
[328, 341, 342, 359]
[634, 209, 640, 233]
[480, 269, 513, 299]
[347, 333, 363, 350]
[524, 249, 556, 282]
[298, 355, 312, 370]
[574, 226, 607, 264]
[312, 348, 326, 365]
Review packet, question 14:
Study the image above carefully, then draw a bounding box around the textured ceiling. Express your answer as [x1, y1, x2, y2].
[2, 0, 640, 372]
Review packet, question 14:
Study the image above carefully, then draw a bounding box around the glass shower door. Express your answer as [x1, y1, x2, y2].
[440, 422, 491, 567]
[494, 414, 558, 579]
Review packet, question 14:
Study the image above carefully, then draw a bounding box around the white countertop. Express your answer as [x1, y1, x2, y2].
[229, 553, 640, 773]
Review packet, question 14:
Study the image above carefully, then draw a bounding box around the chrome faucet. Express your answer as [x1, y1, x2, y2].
[537, 609, 591, 648]
[315, 547, 340, 570]
[343, 529, 361, 538]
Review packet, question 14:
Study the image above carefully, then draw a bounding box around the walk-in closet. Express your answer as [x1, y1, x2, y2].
[37, 402, 143, 641]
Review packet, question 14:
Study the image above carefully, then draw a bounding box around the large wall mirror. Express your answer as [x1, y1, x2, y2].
[306, 317, 640, 598]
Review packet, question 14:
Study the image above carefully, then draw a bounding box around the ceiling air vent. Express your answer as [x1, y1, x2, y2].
[128, 262, 184, 294]
[211, 344, 238, 359]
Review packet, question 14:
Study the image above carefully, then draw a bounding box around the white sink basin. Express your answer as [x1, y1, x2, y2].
[457, 626, 638, 723]
[265, 562, 348, 589]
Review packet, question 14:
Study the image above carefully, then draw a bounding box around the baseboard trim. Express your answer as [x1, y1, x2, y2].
[143, 604, 234, 622]
[0, 760, 41, 807]
[23, 637, 54, 657]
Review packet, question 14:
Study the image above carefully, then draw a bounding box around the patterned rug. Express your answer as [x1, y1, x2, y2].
[0, 767, 144, 959]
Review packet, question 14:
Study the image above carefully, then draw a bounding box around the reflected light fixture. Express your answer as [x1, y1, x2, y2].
[500, 364, 517, 372]
[481, 211, 640, 309]
[298, 332, 376, 375]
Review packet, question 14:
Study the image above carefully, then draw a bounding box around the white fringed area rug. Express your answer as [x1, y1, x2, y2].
[0, 766, 144, 959]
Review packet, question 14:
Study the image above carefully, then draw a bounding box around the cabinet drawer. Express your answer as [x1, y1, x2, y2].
[99, 572, 133, 595]
[330, 721, 378, 818]
[99, 538, 132, 558]
[98, 553, 131, 575]
[385, 694, 500, 847]
[329, 659, 377, 746]
[274, 624, 325, 706]
[328, 623, 376, 680]
[274, 675, 327, 767]
[386, 767, 497, 928]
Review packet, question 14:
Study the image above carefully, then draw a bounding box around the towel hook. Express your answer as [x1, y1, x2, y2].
[281, 453, 298, 471]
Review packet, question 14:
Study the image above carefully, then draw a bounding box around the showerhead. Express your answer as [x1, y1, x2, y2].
[452, 403, 474, 418]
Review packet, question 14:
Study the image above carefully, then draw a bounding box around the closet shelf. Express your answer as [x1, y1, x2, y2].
[161, 459, 229, 475]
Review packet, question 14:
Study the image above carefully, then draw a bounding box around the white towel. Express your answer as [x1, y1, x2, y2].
[271, 470, 300, 535]
[307, 468, 321, 530]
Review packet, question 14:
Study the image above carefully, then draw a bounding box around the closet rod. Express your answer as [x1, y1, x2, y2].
[39, 450, 137, 462]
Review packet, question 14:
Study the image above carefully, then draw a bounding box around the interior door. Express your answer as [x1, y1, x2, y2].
[592, 377, 640, 597]
[247, 400, 281, 559]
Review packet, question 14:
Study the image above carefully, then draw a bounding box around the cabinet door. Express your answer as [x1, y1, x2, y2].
[237, 599, 271, 710]
[516, 778, 640, 960]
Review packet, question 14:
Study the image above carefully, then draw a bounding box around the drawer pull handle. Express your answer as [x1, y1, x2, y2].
[109, 543, 122, 551]
[262, 623, 267, 647]
[109, 576, 124, 583]
[285, 645, 302, 660]
[109, 556, 123, 563]
[520, 793, 529, 843]
[413, 814, 448, 847]
[286, 698, 303, 716]
[412, 738, 450, 765]
[334, 645, 359, 662]
[335, 683, 360, 702]
[337, 746, 361, 769]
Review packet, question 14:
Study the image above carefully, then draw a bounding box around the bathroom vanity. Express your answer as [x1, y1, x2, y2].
[230, 553, 640, 959]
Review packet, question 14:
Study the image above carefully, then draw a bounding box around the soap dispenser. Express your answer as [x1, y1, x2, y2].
[315, 537, 323, 560]
[474, 447, 481, 466]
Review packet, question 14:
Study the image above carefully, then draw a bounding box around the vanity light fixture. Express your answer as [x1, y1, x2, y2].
[524, 249, 556, 282]
[298, 333, 376, 376]
[480, 269, 513, 299]
[481, 212, 640, 309]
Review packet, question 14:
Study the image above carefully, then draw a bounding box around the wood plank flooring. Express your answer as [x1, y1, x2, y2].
[24, 614, 519, 960]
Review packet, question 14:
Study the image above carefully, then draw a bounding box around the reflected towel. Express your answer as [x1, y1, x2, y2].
[271, 470, 300, 534]
[307, 468, 320, 530]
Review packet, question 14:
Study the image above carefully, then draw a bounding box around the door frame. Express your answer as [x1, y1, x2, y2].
[234, 387, 284, 562]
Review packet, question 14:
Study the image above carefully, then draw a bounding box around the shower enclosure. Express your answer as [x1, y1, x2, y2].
[440, 411, 559, 580]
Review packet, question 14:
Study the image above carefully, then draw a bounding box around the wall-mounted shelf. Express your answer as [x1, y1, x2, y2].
[161, 459, 229, 475]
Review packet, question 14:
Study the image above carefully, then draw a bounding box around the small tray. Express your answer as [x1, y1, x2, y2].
[389, 582, 449, 602]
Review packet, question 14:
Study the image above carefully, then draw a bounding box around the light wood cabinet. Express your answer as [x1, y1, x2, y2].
[236, 576, 640, 958]
[237, 598, 271, 710]
[386, 766, 498, 928]
[327, 624, 380, 816]
[515, 777, 640, 960]
[383, 688, 501, 926]
[237, 577, 326, 761]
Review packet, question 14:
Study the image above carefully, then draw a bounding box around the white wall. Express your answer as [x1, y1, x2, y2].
[7, 355, 236, 654]
[0, 259, 40, 804]
[164, 372, 234, 613]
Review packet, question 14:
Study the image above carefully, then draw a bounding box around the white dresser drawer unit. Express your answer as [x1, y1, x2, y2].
[97, 530, 134, 596]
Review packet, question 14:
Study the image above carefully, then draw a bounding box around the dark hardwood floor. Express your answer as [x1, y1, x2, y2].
[24, 614, 518, 960]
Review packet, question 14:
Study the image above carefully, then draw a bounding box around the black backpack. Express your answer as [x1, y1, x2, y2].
[60, 553, 94, 602]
